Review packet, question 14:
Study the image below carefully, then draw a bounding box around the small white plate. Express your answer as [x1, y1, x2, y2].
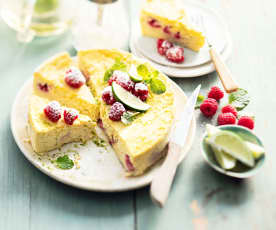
[135, 2, 227, 68]
[130, 2, 232, 78]
[11, 68, 196, 192]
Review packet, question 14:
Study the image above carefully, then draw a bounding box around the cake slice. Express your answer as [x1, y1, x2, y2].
[28, 94, 96, 153]
[78, 49, 174, 176]
[33, 52, 99, 121]
[140, 0, 205, 51]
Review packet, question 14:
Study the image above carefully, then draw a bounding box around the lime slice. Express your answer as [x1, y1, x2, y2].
[128, 65, 143, 83]
[34, 0, 58, 14]
[210, 144, 236, 170]
[112, 82, 150, 112]
[209, 131, 255, 167]
[206, 124, 264, 159]
[246, 142, 265, 159]
[206, 124, 220, 137]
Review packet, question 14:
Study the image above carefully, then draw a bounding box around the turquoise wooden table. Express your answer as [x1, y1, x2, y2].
[1, 0, 275, 229]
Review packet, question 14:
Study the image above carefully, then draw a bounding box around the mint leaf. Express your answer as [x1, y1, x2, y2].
[150, 78, 166, 94]
[104, 69, 113, 82]
[137, 64, 149, 78]
[121, 111, 140, 125]
[229, 88, 250, 111]
[104, 59, 127, 82]
[195, 94, 204, 109]
[56, 155, 74, 169]
[112, 58, 127, 72]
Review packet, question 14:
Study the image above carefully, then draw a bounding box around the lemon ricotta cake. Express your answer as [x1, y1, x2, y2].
[28, 49, 175, 176]
[140, 0, 205, 51]
[28, 95, 95, 153]
[78, 49, 174, 176]
[33, 52, 99, 121]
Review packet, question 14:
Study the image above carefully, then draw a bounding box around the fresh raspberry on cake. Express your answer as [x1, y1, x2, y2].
[108, 71, 134, 92]
[221, 105, 238, 117]
[157, 39, 174, 56]
[65, 67, 86, 88]
[38, 83, 49, 92]
[238, 116, 254, 130]
[102, 86, 116, 105]
[200, 98, 218, 117]
[132, 83, 149, 101]
[64, 108, 79, 125]
[217, 113, 236, 125]
[109, 102, 126, 121]
[208, 86, 224, 101]
[165, 46, 184, 63]
[43, 101, 62, 122]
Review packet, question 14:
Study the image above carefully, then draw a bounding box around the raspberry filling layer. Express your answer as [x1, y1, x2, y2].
[125, 155, 135, 171]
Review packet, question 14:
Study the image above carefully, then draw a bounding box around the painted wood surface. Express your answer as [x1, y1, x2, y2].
[0, 0, 276, 229]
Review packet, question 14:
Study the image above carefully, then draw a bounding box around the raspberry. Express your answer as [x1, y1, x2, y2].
[148, 18, 161, 28]
[108, 71, 134, 92]
[125, 155, 135, 171]
[102, 86, 116, 105]
[217, 113, 236, 125]
[163, 26, 171, 34]
[43, 101, 62, 122]
[64, 108, 79, 125]
[165, 46, 184, 63]
[38, 83, 49, 92]
[174, 32, 181, 39]
[157, 39, 174, 56]
[65, 67, 86, 89]
[238, 116, 254, 130]
[132, 83, 149, 101]
[200, 98, 218, 117]
[208, 86, 224, 101]
[221, 105, 238, 117]
[109, 102, 126, 121]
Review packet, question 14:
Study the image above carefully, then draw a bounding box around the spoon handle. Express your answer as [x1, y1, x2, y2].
[150, 142, 182, 208]
[209, 47, 239, 93]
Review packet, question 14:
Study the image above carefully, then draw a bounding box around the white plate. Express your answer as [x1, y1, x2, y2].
[130, 2, 232, 78]
[11, 72, 196, 192]
[135, 2, 228, 68]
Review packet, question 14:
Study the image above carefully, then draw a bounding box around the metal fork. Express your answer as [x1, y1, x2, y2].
[191, 14, 239, 93]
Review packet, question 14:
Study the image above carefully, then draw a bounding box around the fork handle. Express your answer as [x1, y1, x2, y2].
[209, 47, 239, 93]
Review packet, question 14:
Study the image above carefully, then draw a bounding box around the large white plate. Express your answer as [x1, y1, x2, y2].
[135, 2, 228, 68]
[10, 68, 196, 192]
[130, 2, 232, 78]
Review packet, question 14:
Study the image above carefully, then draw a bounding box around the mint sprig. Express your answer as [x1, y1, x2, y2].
[136, 64, 166, 94]
[195, 94, 205, 109]
[229, 88, 250, 111]
[121, 111, 140, 125]
[56, 155, 74, 170]
[104, 58, 127, 82]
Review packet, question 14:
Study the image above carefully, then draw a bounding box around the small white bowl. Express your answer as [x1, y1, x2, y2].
[201, 125, 266, 178]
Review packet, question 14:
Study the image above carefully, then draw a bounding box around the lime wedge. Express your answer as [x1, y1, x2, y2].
[246, 142, 265, 159]
[206, 124, 220, 137]
[210, 144, 236, 169]
[128, 65, 143, 83]
[209, 131, 255, 167]
[34, 0, 58, 14]
[206, 124, 264, 160]
[112, 82, 150, 112]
